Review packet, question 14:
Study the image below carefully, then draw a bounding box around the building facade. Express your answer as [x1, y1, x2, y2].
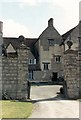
[1, 18, 81, 99]
[30, 18, 64, 81]
[3, 18, 64, 83]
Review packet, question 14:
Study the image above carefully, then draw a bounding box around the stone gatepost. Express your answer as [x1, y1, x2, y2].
[78, 21, 81, 97]
[63, 42, 79, 99]
[78, 50, 81, 97]
[0, 21, 3, 100]
[17, 37, 29, 99]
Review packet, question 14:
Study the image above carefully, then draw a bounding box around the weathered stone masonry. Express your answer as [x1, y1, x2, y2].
[78, 50, 81, 97]
[0, 21, 3, 99]
[17, 42, 29, 99]
[2, 56, 18, 99]
[63, 49, 79, 99]
[63, 22, 81, 99]
[2, 41, 29, 99]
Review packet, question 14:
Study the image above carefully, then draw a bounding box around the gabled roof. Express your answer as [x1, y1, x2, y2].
[62, 26, 77, 41]
[6, 43, 16, 53]
[25, 38, 38, 47]
[39, 18, 62, 44]
[3, 37, 38, 49]
[39, 26, 62, 40]
[3, 37, 18, 50]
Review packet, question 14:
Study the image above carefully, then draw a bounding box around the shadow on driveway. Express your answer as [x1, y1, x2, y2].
[29, 92, 75, 103]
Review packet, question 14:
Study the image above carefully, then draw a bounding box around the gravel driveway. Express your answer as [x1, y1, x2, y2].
[29, 85, 79, 118]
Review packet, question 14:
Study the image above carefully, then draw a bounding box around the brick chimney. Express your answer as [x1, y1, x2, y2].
[0, 21, 3, 33]
[48, 18, 53, 27]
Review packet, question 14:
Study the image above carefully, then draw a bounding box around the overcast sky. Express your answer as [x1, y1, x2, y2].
[0, 0, 80, 38]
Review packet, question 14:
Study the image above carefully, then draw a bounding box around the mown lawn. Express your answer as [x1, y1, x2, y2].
[0, 100, 33, 118]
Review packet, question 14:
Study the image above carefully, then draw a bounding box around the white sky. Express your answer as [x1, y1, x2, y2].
[0, 0, 80, 38]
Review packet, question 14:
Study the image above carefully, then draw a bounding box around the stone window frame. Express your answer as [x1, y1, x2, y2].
[55, 55, 61, 62]
[42, 62, 50, 70]
[29, 59, 36, 64]
[28, 70, 33, 80]
[48, 39, 54, 46]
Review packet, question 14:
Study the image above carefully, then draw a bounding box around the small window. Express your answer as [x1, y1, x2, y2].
[29, 59, 36, 64]
[48, 39, 54, 46]
[29, 70, 33, 80]
[55, 56, 61, 62]
[43, 63, 50, 70]
[6, 43, 16, 53]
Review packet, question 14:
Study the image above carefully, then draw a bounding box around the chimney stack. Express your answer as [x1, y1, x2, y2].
[0, 21, 3, 45]
[79, 20, 81, 37]
[48, 18, 53, 27]
[0, 21, 3, 33]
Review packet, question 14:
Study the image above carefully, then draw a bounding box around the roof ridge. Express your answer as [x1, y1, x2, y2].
[62, 25, 77, 40]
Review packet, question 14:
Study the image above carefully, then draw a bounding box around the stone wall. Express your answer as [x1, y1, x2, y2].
[0, 21, 3, 99]
[2, 56, 18, 99]
[33, 70, 52, 82]
[51, 56, 63, 77]
[78, 50, 81, 97]
[0, 56, 2, 100]
[2, 42, 29, 99]
[63, 49, 79, 99]
[17, 43, 29, 99]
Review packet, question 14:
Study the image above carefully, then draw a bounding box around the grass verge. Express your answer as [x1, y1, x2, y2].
[0, 100, 33, 118]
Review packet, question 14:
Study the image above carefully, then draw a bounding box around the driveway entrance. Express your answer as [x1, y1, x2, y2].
[30, 85, 62, 101]
[29, 85, 79, 118]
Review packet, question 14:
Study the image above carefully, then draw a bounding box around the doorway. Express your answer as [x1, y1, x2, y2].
[52, 72, 58, 81]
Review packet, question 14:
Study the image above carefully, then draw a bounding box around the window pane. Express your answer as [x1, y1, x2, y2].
[44, 63, 48, 70]
[55, 56, 61, 62]
[48, 39, 54, 46]
[29, 59, 36, 64]
[29, 71, 33, 80]
[34, 59, 36, 64]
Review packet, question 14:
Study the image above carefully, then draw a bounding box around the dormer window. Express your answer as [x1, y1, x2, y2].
[6, 43, 17, 57]
[48, 39, 54, 46]
[6, 43, 16, 53]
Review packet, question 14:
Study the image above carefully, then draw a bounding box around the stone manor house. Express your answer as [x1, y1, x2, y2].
[0, 18, 81, 99]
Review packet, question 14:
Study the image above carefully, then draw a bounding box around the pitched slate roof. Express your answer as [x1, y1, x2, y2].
[62, 26, 77, 41]
[39, 26, 62, 44]
[3, 37, 38, 50]
[3, 36, 40, 70]
[25, 38, 38, 47]
[60, 26, 78, 46]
